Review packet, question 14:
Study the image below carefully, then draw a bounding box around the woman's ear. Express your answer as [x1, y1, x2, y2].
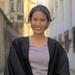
[47, 22, 50, 28]
[45, 24, 48, 30]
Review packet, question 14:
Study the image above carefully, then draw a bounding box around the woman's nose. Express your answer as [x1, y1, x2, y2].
[36, 21, 41, 26]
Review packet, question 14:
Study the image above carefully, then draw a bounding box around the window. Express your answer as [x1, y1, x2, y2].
[17, 15, 23, 20]
[64, 31, 69, 52]
[17, 0, 21, 13]
[21, 0, 24, 13]
[73, 27, 75, 52]
[58, 34, 62, 44]
[17, 0, 23, 13]
[9, 0, 14, 12]
[58, 34, 64, 47]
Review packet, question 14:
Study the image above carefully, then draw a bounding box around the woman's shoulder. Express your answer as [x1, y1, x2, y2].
[12, 36, 29, 44]
[48, 37, 60, 44]
[48, 37, 65, 54]
[48, 37, 63, 48]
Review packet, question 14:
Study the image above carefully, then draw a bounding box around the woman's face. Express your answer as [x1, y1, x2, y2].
[30, 11, 49, 35]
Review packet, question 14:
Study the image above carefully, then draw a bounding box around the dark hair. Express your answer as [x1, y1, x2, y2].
[28, 5, 52, 23]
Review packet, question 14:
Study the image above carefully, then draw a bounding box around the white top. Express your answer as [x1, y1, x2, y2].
[29, 41, 49, 75]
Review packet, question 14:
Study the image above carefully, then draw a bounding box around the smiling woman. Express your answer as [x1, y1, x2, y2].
[4, 5, 70, 75]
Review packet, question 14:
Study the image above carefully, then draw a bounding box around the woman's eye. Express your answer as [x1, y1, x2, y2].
[33, 18, 38, 21]
[32, 18, 47, 22]
[41, 19, 45, 21]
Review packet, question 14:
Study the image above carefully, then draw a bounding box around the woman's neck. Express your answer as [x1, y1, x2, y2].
[32, 34, 46, 40]
[29, 34, 48, 48]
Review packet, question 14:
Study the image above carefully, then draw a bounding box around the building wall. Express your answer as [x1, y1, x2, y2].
[0, 9, 20, 75]
[0, 0, 24, 34]
[72, 0, 75, 27]
[0, 0, 9, 17]
[0, 9, 5, 75]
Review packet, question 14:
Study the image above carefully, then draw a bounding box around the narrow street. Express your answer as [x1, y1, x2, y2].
[0, 0, 75, 75]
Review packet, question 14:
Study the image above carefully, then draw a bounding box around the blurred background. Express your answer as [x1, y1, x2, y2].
[0, 0, 75, 75]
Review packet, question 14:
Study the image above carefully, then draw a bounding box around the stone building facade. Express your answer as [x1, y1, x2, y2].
[0, 9, 20, 75]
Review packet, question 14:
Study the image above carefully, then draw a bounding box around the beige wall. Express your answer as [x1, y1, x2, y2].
[0, 0, 4, 11]
[0, 0, 9, 18]
[0, 0, 9, 19]
[0, 10, 5, 75]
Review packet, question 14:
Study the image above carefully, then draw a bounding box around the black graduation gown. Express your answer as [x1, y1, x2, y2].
[4, 37, 70, 75]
